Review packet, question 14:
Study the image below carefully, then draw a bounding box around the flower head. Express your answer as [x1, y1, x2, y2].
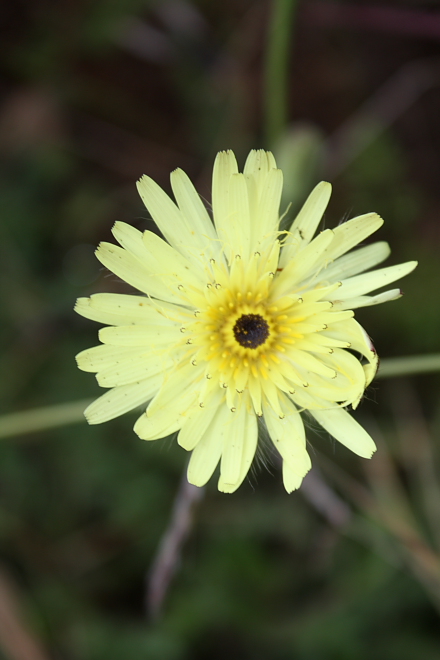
[75, 150, 417, 493]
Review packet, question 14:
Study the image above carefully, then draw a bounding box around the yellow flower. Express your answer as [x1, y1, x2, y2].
[75, 150, 417, 493]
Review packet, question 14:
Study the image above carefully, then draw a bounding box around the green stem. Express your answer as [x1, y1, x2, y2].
[0, 399, 93, 439]
[265, 0, 298, 147]
[377, 354, 440, 379]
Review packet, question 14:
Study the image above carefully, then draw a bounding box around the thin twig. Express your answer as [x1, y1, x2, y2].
[0, 567, 51, 660]
[146, 472, 204, 619]
[323, 59, 439, 178]
[305, 2, 440, 41]
[301, 467, 351, 527]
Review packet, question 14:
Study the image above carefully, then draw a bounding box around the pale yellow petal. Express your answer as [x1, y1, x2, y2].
[248, 376, 263, 416]
[303, 373, 364, 407]
[243, 149, 277, 181]
[95, 242, 181, 304]
[315, 349, 367, 405]
[111, 221, 203, 291]
[322, 241, 390, 281]
[323, 318, 375, 365]
[294, 333, 350, 353]
[260, 378, 283, 417]
[279, 181, 332, 266]
[321, 318, 378, 393]
[96, 352, 177, 388]
[212, 150, 239, 262]
[98, 324, 181, 347]
[111, 221, 149, 262]
[273, 229, 334, 297]
[282, 461, 306, 493]
[331, 261, 418, 299]
[331, 288, 402, 310]
[142, 230, 205, 291]
[85, 377, 162, 424]
[218, 402, 258, 493]
[76, 344, 141, 373]
[311, 407, 376, 458]
[323, 213, 383, 263]
[134, 408, 186, 441]
[75, 293, 189, 327]
[263, 396, 311, 479]
[147, 361, 204, 418]
[137, 174, 203, 261]
[290, 386, 339, 411]
[247, 166, 283, 250]
[109, 221, 204, 287]
[178, 392, 223, 451]
[187, 403, 232, 487]
[226, 173, 251, 261]
[134, 363, 204, 440]
[170, 168, 222, 261]
[285, 349, 337, 379]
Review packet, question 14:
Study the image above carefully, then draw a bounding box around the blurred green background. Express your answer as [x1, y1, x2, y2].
[1, 0, 440, 658]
